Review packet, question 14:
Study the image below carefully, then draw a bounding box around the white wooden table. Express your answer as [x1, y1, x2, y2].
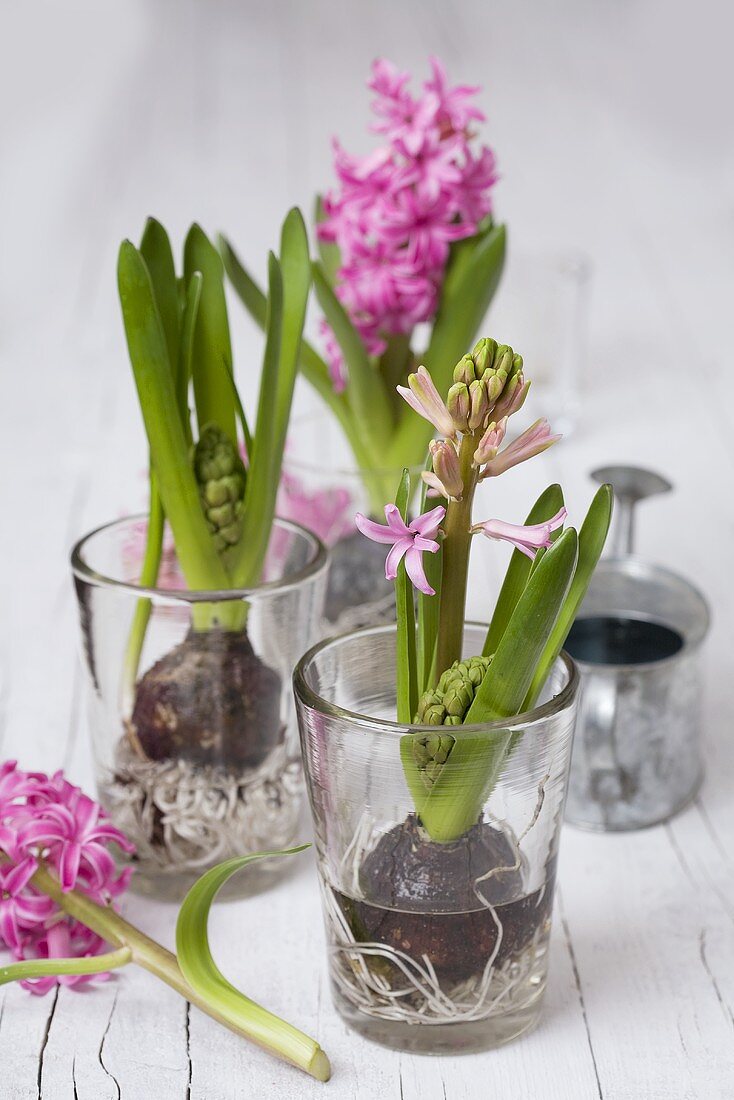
[1, 1, 733, 1096]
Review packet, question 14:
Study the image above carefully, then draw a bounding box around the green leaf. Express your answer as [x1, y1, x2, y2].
[176, 846, 330, 1082]
[220, 234, 385, 483]
[117, 241, 235, 614]
[140, 217, 180, 372]
[314, 194, 340, 284]
[416, 457, 443, 694]
[418, 529, 578, 843]
[273, 208, 311, 473]
[386, 223, 506, 467]
[482, 483, 565, 656]
[177, 271, 203, 445]
[0, 946, 132, 987]
[122, 472, 165, 696]
[232, 251, 283, 587]
[394, 469, 418, 724]
[523, 483, 613, 707]
[312, 260, 392, 455]
[184, 225, 237, 445]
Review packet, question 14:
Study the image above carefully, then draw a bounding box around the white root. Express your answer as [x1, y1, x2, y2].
[101, 739, 301, 875]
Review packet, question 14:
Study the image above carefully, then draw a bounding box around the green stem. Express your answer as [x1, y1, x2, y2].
[23, 863, 329, 1083]
[434, 435, 479, 677]
[0, 946, 132, 987]
[122, 472, 165, 707]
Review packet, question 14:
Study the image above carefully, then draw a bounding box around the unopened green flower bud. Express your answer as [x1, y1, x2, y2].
[193, 424, 247, 554]
[447, 382, 471, 432]
[453, 354, 477, 386]
[411, 655, 493, 789]
[472, 337, 498, 377]
[468, 378, 490, 431]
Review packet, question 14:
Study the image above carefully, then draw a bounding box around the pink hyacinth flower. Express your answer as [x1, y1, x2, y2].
[17, 922, 110, 995]
[481, 418, 561, 478]
[0, 858, 55, 951]
[475, 507, 568, 559]
[397, 366, 456, 439]
[355, 504, 445, 595]
[20, 785, 134, 892]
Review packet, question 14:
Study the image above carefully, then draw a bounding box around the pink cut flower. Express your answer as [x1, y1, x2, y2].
[0, 762, 135, 995]
[474, 507, 568, 559]
[355, 504, 445, 595]
[318, 57, 498, 389]
[397, 366, 456, 438]
[17, 922, 109, 995]
[480, 418, 561, 478]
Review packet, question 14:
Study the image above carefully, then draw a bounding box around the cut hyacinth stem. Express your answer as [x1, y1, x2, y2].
[394, 470, 418, 724]
[8, 853, 330, 1082]
[0, 946, 133, 987]
[524, 483, 613, 709]
[482, 483, 566, 657]
[418, 529, 579, 843]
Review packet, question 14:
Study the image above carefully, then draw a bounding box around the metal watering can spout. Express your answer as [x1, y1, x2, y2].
[591, 465, 672, 557]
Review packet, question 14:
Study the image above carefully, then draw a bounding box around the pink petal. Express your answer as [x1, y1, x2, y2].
[410, 505, 446, 540]
[404, 545, 435, 595]
[355, 512, 399, 545]
[57, 842, 82, 891]
[385, 538, 411, 580]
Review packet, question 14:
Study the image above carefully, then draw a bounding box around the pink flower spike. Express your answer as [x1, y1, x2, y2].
[481, 418, 561, 478]
[397, 366, 456, 439]
[355, 503, 445, 595]
[474, 507, 568, 559]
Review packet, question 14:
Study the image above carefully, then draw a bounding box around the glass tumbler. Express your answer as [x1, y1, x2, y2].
[71, 514, 328, 901]
[294, 624, 579, 1054]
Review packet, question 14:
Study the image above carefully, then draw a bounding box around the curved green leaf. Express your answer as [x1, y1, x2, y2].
[140, 217, 180, 373]
[0, 946, 132, 987]
[176, 846, 330, 1082]
[524, 483, 613, 707]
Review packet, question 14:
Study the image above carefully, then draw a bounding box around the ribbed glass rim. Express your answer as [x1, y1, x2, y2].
[294, 621, 579, 737]
[70, 513, 328, 602]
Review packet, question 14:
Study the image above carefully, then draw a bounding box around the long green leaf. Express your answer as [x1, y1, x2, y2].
[524, 483, 613, 707]
[416, 457, 443, 694]
[176, 847, 330, 1082]
[483, 483, 565, 656]
[219, 234, 382, 479]
[140, 217, 180, 372]
[312, 260, 392, 454]
[418, 529, 578, 843]
[273, 208, 311, 478]
[394, 469, 418, 723]
[177, 271, 202, 445]
[232, 252, 283, 587]
[314, 194, 340, 284]
[386, 223, 506, 466]
[184, 225, 237, 444]
[117, 242, 231, 596]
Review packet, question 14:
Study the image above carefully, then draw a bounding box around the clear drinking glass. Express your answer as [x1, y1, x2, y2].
[281, 412, 421, 630]
[71, 515, 328, 901]
[294, 624, 579, 1054]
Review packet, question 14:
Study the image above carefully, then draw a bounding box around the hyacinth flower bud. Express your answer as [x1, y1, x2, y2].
[193, 424, 247, 552]
[452, 354, 477, 386]
[473, 417, 508, 466]
[423, 439, 464, 500]
[471, 337, 497, 377]
[468, 378, 490, 431]
[492, 374, 530, 421]
[447, 381, 471, 432]
[411, 655, 493, 789]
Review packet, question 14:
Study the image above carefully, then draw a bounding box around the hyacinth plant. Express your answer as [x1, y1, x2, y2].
[117, 209, 309, 767]
[220, 57, 505, 515]
[356, 337, 613, 843]
[0, 763, 330, 1080]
